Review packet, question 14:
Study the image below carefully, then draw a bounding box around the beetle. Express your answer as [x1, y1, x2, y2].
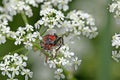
[40, 33, 64, 61]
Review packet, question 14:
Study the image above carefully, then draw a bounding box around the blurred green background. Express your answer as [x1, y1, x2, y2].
[0, 0, 120, 80]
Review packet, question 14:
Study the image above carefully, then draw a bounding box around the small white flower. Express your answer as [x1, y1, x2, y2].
[1, 26, 10, 34]
[59, 57, 69, 66]
[22, 56, 28, 61]
[1, 66, 11, 76]
[23, 41, 33, 50]
[7, 31, 17, 39]
[0, 34, 6, 44]
[112, 33, 120, 48]
[24, 5, 33, 17]
[26, 33, 36, 42]
[38, 8, 64, 28]
[0, 20, 8, 27]
[11, 53, 19, 62]
[34, 20, 44, 29]
[41, 2, 52, 10]
[54, 68, 65, 80]
[60, 45, 74, 58]
[33, 31, 42, 40]
[0, 13, 13, 22]
[25, 0, 38, 7]
[3, 54, 11, 60]
[25, 24, 33, 32]
[0, 62, 6, 68]
[14, 37, 24, 45]
[112, 50, 120, 62]
[47, 59, 56, 68]
[72, 57, 82, 70]
[11, 66, 19, 77]
[42, 0, 72, 11]
[21, 69, 33, 80]
[16, 27, 25, 36]
[15, 60, 27, 69]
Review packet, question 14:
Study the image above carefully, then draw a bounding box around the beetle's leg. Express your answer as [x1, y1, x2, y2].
[53, 45, 61, 58]
[54, 37, 64, 58]
[53, 37, 62, 45]
[45, 56, 48, 63]
[54, 33, 58, 38]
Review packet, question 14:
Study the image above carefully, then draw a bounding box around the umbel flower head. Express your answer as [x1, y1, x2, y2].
[0, 53, 33, 80]
[112, 33, 120, 62]
[41, 0, 72, 11]
[109, 1, 120, 62]
[112, 33, 120, 48]
[109, 0, 120, 18]
[46, 45, 82, 80]
[14, 24, 42, 50]
[35, 8, 64, 29]
[35, 8, 98, 39]
[108, 0, 120, 24]
[65, 10, 98, 39]
[0, 0, 98, 80]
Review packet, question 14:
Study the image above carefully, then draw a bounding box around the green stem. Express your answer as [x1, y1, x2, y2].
[21, 11, 28, 24]
[61, 67, 76, 80]
[0, 47, 25, 60]
[39, 25, 44, 33]
[7, 37, 14, 40]
[33, 43, 49, 56]
[56, 64, 76, 80]
[66, 71, 76, 80]
[25, 51, 29, 56]
[41, 27, 48, 36]
[10, 47, 25, 54]
[97, 0, 112, 80]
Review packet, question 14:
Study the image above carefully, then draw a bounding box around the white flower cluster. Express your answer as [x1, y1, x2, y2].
[0, 0, 71, 22]
[112, 33, 120, 48]
[0, 20, 8, 44]
[1, 0, 44, 18]
[47, 45, 82, 80]
[35, 8, 98, 39]
[109, 0, 120, 18]
[0, 10, 13, 22]
[65, 10, 98, 39]
[0, 53, 33, 80]
[54, 68, 65, 80]
[0, 21, 42, 49]
[112, 51, 120, 62]
[15, 24, 42, 49]
[0, 20, 17, 44]
[112, 33, 120, 62]
[35, 8, 64, 29]
[109, 1, 120, 62]
[41, 0, 72, 11]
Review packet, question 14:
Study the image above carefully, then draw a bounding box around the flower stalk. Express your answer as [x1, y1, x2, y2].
[21, 11, 28, 24]
[97, 0, 112, 80]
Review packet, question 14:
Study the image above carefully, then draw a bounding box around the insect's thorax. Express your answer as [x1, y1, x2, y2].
[43, 35, 57, 44]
